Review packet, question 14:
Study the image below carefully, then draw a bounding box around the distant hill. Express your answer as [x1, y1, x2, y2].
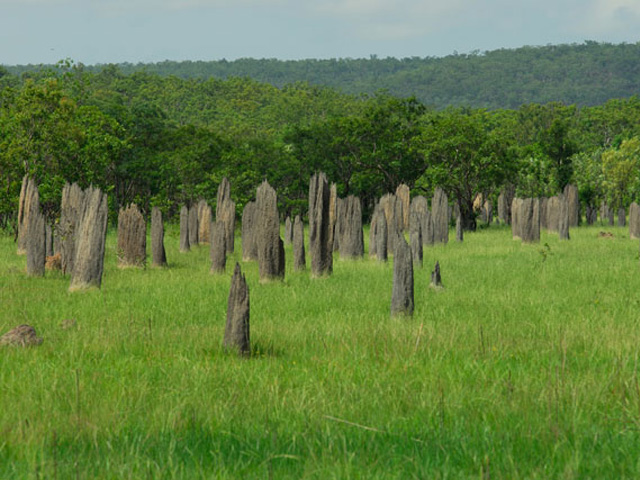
[6, 41, 640, 109]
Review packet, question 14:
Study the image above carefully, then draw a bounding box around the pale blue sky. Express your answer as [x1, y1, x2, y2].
[1, 0, 640, 65]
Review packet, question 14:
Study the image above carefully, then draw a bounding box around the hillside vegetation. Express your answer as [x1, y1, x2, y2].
[6, 41, 640, 109]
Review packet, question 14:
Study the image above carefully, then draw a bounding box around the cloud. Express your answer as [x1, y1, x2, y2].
[72, 0, 474, 40]
[313, 0, 467, 17]
[4, 0, 639, 47]
[593, 0, 640, 18]
[573, 0, 640, 35]
[0, 0, 286, 5]
[0, 0, 73, 5]
[310, 0, 470, 40]
[89, 0, 246, 16]
[161, 0, 291, 10]
[0, 0, 292, 15]
[313, 0, 395, 17]
[359, 22, 426, 41]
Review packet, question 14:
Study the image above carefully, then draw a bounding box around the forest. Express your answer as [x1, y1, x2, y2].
[6, 41, 640, 109]
[1, 50, 640, 232]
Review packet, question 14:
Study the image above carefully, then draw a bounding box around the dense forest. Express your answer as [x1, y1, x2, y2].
[2, 43, 640, 232]
[6, 42, 640, 109]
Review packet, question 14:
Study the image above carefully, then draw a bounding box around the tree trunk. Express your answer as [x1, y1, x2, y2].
[459, 198, 477, 231]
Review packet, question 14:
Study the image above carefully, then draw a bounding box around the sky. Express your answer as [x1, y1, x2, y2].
[1, 0, 640, 66]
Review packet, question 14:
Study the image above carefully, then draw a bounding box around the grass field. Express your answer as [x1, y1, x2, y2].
[2, 223, 640, 478]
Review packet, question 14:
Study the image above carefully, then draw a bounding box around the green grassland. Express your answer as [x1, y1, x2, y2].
[2, 224, 640, 478]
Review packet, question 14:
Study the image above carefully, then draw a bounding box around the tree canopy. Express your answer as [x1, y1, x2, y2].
[2, 61, 640, 232]
[8, 41, 640, 109]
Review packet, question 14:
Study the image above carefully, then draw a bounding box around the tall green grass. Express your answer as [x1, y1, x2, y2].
[1, 224, 640, 478]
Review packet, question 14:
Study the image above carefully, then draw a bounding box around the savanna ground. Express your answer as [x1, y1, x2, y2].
[1, 223, 640, 479]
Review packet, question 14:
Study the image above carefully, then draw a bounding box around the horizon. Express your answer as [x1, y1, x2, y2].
[2, 0, 640, 67]
[4, 40, 639, 69]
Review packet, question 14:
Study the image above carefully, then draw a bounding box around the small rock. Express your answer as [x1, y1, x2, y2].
[0, 325, 43, 347]
[60, 319, 77, 330]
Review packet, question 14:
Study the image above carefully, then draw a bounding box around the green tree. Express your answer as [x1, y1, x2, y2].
[513, 103, 578, 193]
[285, 94, 426, 212]
[572, 150, 604, 213]
[538, 118, 577, 191]
[601, 137, 640, 209]
[0, 75, 128, 222]
[417, 108, 514, 231]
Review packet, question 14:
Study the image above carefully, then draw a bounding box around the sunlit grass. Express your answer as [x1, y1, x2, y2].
[1, 223, 640, 478]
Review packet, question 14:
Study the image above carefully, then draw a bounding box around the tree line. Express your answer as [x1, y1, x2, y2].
[6, 41, 640, 109]
[1, 63, 640, 232]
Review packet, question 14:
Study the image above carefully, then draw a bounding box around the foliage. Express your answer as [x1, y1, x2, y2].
[285, 94, 426, 214]
[601, 137, 640, 208]
[0, 78, 127, 221]
[567, 150, 602, 208]
[9, 41, 640, 109]
[417, 108, 515, 230]
[2, 59, 640, 227]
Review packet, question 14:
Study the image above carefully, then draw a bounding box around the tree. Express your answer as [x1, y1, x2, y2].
[538, 117, 577, 191]
[285, 94, 427, 212]
[417, 108, 514, 231]
[0, 77, 127, 221]
[0, 75, 128, 223]
[572, 149, 604, 212]
[601, 137, 640, 209]
[513, 102, 578, 194]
